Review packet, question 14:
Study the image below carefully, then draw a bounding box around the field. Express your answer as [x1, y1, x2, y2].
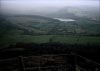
[1, 35, 100, 47]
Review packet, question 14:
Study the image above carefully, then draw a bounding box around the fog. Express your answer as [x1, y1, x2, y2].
[0, 0, 99, 15]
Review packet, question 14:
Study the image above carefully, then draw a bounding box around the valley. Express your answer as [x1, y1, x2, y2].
[0, 15, 100, 47]
[0, 0, 100, 70]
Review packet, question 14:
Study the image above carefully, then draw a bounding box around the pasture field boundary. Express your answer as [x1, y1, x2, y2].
[0, 53, 100, 71]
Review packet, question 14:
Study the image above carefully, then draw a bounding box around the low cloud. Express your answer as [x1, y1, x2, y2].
[0, 0, 99, 15]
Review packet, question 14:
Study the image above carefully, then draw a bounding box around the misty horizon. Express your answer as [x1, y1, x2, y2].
[0, 0, 100, 15]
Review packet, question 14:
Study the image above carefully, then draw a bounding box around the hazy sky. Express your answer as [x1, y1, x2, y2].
[0, 0, 99, 15]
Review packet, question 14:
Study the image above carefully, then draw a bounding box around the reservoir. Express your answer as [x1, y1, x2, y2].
[54, 18, 75, 22]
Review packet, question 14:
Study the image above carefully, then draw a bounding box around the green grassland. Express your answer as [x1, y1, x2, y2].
[0, 35, 100, 47]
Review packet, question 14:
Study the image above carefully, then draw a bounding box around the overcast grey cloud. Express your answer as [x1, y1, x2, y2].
[0, 0, 99, 15]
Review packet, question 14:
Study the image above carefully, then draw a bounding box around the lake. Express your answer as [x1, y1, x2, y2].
[54, 18, 75, 22]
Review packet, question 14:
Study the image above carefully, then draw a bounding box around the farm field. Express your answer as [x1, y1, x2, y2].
[0, 35, 100, 47]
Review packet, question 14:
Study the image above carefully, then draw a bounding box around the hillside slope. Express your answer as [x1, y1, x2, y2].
[47, 6, 100, 21]
[0, 15, 100, 36]
[0, 15, 100, 47]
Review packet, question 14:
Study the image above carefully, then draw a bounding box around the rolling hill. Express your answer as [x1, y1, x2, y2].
[1, 15, 100, 36]
[0, 15, 60, 35]
[47, 6, 100, 21]
[0, 15, 100, 47]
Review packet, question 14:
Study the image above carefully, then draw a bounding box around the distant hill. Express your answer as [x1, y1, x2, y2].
[0, 15, 60, 36]
[0, 15, 100, 36]
[47, 6, 100, 21]
[0, 15, 100, 47]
